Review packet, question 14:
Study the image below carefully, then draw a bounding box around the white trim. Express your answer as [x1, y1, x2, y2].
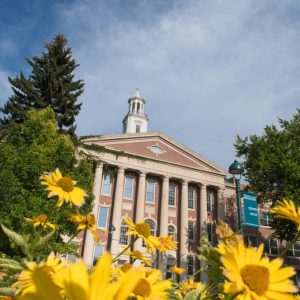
[168, 184, 177, 207]
[101, 174, 112, 196]
[188, 220, 196, 241]
[188, 187, 196, 210]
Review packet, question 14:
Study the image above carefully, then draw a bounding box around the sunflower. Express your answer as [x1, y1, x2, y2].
[271, 199, 300, 229]
[126, 249, 152, 266]
[217, 238, 297, 299]
[169, 266, 185, 276]
[123, 218, 160, 252]
[68, 212, 106, 243]
[25, 214, 58, 230]
[132, 269, 172, 300]
[40, 168, 87, 207]
[157, 236, 177, 252]
[13, 256, 66, 296]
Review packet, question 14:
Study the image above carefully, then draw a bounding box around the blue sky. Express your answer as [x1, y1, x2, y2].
[1, 0, 300, 170]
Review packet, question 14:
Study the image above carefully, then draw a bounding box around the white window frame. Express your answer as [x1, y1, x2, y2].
[187, 255, 194, 276]
[168, 184, 176, 206]
[97, 206, 109, 228]
[168, 225, 176, 240]
[244, 235, 258, 247]
[263, 238, 279, 255]
[188, 220, 195, 241]
[93, 245, 104, 266]
[259, 211, 273, 227]
[287, 241, 300, 258]
[123, 176, 134, 199]
[207, 191, 212, 214]
[142, 219, 156, 247]
[188, 187, 195, 210]
[119, 220, 129, 245]
[101, 174, 112, 196]
[146, 180, 156, 203]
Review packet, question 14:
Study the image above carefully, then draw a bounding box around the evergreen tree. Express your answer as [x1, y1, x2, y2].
[0, 35, 83, 136]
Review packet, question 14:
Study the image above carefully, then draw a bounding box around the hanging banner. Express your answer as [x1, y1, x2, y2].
[243, 191, 259, 228]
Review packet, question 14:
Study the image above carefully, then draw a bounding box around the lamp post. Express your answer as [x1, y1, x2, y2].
[229, 160, 244, 234]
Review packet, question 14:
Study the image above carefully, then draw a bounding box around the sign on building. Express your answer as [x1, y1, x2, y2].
[243, 191, 259, 228]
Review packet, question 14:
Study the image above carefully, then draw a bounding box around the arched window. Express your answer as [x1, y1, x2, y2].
[119, 220, 129, 245]
[168, 225, 176, 240]
[142, 219, 156, 248]
[144, 219, 156, 236]
[137, 102, 140, 114]
[132, 102, 135, 113]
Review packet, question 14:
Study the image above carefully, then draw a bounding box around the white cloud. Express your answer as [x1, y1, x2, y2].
[8, 0, 300, 169]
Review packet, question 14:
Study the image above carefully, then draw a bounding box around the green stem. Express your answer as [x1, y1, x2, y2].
[279, 230, 300, 258]
[112, 236, 138, 263]
[66, 232, 79, 246]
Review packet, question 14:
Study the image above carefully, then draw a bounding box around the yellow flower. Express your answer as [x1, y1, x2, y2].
[13, 256, 65, 296]
[157, 235, 177, 252]
[126, 249, 152, 266]
[25, 214, 58, 229]
[123, 218, 160, 252]
[132, 269, 172, 300]
[40, 168, 87, 207]
[217, 238, 297, 299]
[216, 221, 234, 239]
[170, 266, 185, 275]
[271, 199, 300, 229]
[68, 212, 105, 243]
[176, 278, 204, 298]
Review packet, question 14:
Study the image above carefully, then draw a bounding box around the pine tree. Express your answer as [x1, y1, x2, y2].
[0, 35, 84, 136]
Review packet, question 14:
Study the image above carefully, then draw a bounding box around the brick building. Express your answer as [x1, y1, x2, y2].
[78, 89, 300, 284]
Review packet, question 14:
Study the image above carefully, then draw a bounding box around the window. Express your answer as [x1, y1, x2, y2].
[166, 256, 176, 279]
[97, 206, 108, 228]
[207, 191, 212, 213]
[187, 256, 194, 276]
[93, 245, 104, 266]
[263, 238, 279, 255]
[168, 225, 176, 240]
[66, 253, 77, 263]
[244, 235, 258, 247]
[292, 269, 300, 288]
[168, 185, 176, 206]
[143, 219, 156, 247]
[146, 181, 155, 203]
[259, 211, 273, 227]
[188, 188, 195, 209]
[188, 220, 195, 241]
[123, 176, 134, 199]
[119, 220, 129, 245]
[287, 241, 300, 257]
[136, 125, 140, 133]
[101, 174, 112, 195]
[207, 223, 213, 242]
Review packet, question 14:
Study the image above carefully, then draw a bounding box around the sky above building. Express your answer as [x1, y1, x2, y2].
[0, 0, 300, 171]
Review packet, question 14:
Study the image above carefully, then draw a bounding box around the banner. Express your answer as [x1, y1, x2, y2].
[243, 191, 259, 228]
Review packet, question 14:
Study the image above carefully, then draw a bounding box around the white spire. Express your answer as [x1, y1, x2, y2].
[122, 88, 149, 134]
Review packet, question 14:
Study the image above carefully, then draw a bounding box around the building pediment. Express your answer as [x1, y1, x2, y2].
[82, 132, 226, 176]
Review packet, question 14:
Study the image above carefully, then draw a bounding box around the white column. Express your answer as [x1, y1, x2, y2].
[200, 184, 207, 238]
[180, 179, 189, 275]
[199, 183, 208, 282]
[217, 187, 226, 222]
[83, 163, 103, 266]
[110, 167, 125, 256]
[134, 171, 147, 250]
[160, 176, 169, 236]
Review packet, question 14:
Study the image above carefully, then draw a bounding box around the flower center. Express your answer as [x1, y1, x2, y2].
[136, 223, 151, 238]
[120, 263, 132, 273]
[133, 278, 151, 297]
[241, 264, 269, 296]
[37, 214, 48, 223]
[57, 177, 74, 192]
[132, 250, 143, 259]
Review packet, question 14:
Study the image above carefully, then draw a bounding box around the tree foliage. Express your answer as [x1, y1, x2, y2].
[0, 108, 93, 257]
[0, 35, 84, 137]
[235, 109, 300, 239]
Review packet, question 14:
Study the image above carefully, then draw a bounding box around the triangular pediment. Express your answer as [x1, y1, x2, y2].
[82, 132, 227, 175]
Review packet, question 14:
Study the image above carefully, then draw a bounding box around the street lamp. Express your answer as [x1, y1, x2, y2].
[229, 160, 244, 234]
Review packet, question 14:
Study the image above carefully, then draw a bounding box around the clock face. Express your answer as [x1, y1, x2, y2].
[150, 145, 164, 154]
